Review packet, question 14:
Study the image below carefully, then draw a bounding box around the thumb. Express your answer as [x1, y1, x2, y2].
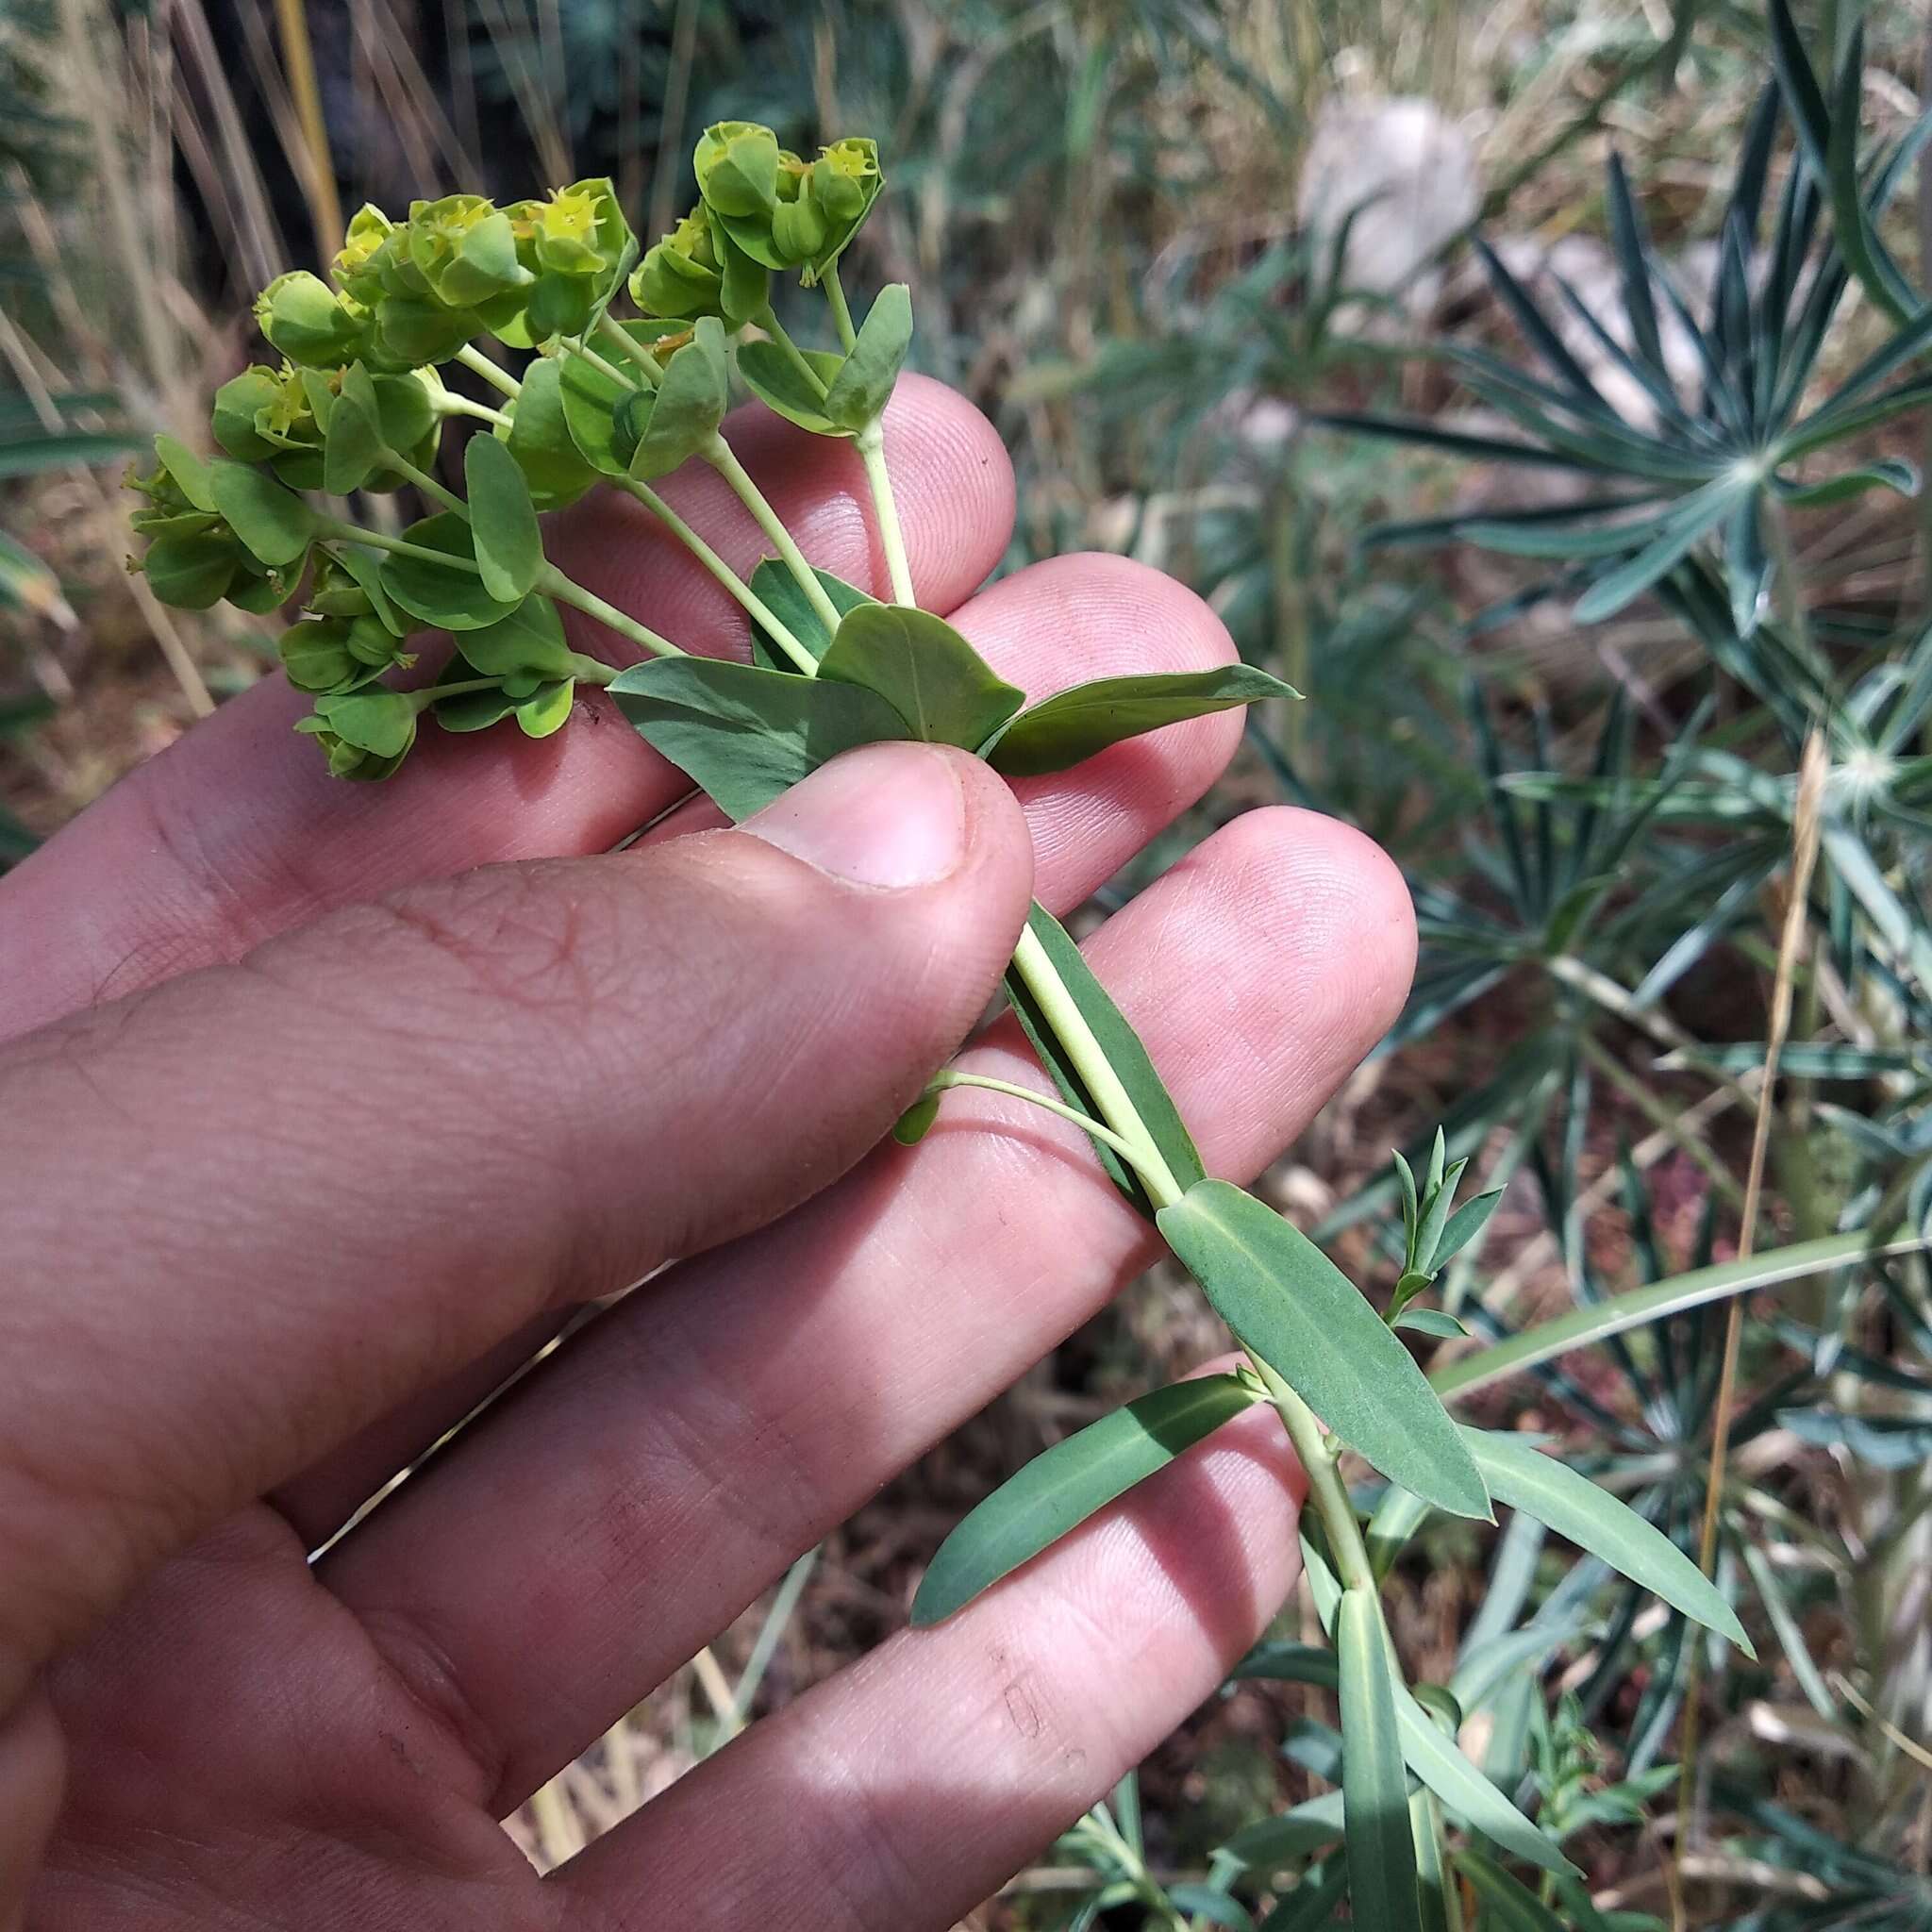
[0, 741, 1034, 1704]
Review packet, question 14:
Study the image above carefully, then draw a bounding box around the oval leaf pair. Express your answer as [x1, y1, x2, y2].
[820, 603, 1024, 749]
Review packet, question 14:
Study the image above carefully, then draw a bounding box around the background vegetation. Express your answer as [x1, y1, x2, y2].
[5, 0, 1932, 1924]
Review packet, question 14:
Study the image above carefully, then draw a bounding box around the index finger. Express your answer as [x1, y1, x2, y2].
[0, 376, 1013, 1041]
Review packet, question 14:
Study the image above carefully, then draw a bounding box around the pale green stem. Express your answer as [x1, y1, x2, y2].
[1247, 1354, 1380, 1597]
[456, 342, 523, 399]
[434, 391, 512, 428]
[921, 1069, 1154, 1176]
[592, 312, 658, 389]
[1006, 924, 1183, 1208]
[611, 474, 818, 675]
[823, 266, 859, 353]
[537, 562, 683, 659]
[754, 303, 831, 399]
[702, 430, 844, 635]
[855, 418, 915, 606]
[413, 675, 505, 704]
[318, 520, 477, 570]
[382, 452, 469, 521]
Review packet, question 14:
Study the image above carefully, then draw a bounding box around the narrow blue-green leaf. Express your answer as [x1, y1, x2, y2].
[819, 602, 1024, 749]
[1572, 480, 1744, 625]
[1220, 1790, 1347, 1872]
[1394, 1307, 1468, 1340]
[608, 655, 908, 821]
[1394, 1678, 1577, 1877]
[1006, 902, 1206, 1218]
[1168, 1886, 1257, 1932]
[1338, 1590, 1422, 1931]
[1430, 1188, 1505, 1271]
[464, 426, 544, 603]
[1434, 1231, 1930, 1403]
[1410, 1792, 1454, 1932]
[1457, 1427, 1751, 1653]
[1156, 1179, 1491, 1520]
[1255, 1864, 1348, 1932]
[910, 1374, 1260, 1624]
[1453, 1847, 1567, 1931]
[984, 665, 1298, 776]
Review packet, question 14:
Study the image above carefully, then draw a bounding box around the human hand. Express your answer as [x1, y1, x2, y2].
[0, 380, 1414, 1931]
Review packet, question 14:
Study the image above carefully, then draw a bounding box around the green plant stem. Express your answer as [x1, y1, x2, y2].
[456, 342, 523, 399]
[1247, 1354, 1380, 1597]
[434, 391, 512, 428]
[413, 676, 505, 704]
[702, 430, 845, 635]
[921, 1069, 1155, 1175]
[1007, 923, 1183, 1208]
[536, 561, 683, 659]
[823, 266, 859, 353]
[855, 418, 916, 606]
[610, 474, 818, 674]
[755, 303, 831, 399]
[382, 451, 470, 520]
[318, 519, 476, 569]
[591, 314, 657, 390]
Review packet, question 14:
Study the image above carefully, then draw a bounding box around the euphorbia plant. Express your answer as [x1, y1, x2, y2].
[127, 124, 1749, 1918]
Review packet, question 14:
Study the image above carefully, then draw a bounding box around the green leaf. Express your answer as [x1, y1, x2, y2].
[1571, 478, 1745, 625]
[314, 687, 417, 758]
[1394, 1307, 1468, 1340]
[433, 684, 521, 734]
[458, 594, 578, 679]
[1453, 1849, 1566, 1932]
[736, 340, 848, 437]
[630, 316, 730, 479]
[327, 541, 408, 636]
[324, 362, 389, 495]
[891, 1092, 941, 1145]
[1435, 1230, 1932, 1404]
[1220, 1791, 1347, 1872]
[1393, 1678, 1576, 1876]
[1457, 1427, 1751, 1653]
[1005, 901, 1206, 1218]
[515, 678, 575, 738]
[505, 358, 600, 508]
[464, 429, 544, 602]
[1429, 1188, 1504, 1272]
[819, 603, 1024, 749]
[607, 655, 909, 820]
[142, 531, 235, 608]
[747, 559, 876, 669]
[152, 433, 218, 510]
[1338, 1591, 1423, 1932]
[984, 666, 1298, 776]
[822, 283, 913, 431]
[910, 1374, 1262, 1624]
[208, 461, 315, 567]
[378, 514, 523, 631]
[553, 323, 679, 476]
[1156, 1180, 1491, 1520]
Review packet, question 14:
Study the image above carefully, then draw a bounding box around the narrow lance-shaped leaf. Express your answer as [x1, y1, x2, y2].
[464, 427, 544, 603]
[1338, 1590, 1423, 1932]
[910, 1374, 1262, 1624]
[983, 665, 1299, 776]
[1457, 1426, 1752, 1653]
[1005, 902, 1206, 1217]
[1155, 1179, 1491, 1521]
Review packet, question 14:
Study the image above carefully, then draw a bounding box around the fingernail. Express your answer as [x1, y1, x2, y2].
[745, 743, 970, 889]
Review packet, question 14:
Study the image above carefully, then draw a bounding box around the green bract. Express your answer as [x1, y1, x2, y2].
[126, 437, 299, 612]
[255, 270, 365, 369]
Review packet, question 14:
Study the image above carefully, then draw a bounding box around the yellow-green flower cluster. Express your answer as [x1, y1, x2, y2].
[632, 124, 882, 325]
[257, 179, 633, 373]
